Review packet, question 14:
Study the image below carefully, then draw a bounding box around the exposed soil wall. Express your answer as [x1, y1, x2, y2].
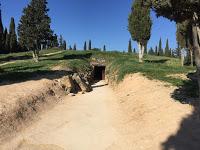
[0, 79, 66, 143]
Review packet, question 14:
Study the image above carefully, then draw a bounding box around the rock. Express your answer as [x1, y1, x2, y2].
[58, 76, 76, 94]
[72, 73, 92, 93]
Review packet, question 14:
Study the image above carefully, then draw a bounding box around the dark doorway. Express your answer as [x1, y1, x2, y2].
[93, 66, 106, 81]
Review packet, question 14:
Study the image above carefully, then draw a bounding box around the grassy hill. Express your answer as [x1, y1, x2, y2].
[0, 49, 197, 98]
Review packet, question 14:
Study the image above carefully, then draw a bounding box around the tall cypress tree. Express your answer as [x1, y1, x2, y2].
[88, 40, 92, 50]
[63, 40, 67, 50]
[128, 0, 152, 62]
[9, 17, 17, 52]
[59, 35, 63, 49]
[128, 39, 132, 53]
[0, 4, 4, 52]
[3, 28, 7, 51]
[155, 46, 158, 56]
[73, 44, 76, 50]
[165, 39, 170, 57]
[84, 41, 87, 51]
[103, 45, 106, 52]
[158, 38, 163, 56]
[18, 0, 52, 62]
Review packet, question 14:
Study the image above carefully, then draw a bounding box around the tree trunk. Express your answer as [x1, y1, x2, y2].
[192, 24, 200, 100]
[32, 50, 39, 62]
[138, 42, 143, 63]
[190, 49, 194, 67]
[180, 48, 185, 67]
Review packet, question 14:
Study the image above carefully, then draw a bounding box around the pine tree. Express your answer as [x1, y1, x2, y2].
[18, 0, 52, 62]
[165, 39, 170, 57]
[84, 41, 87, 51]
[158, 38, 163, 56]
[103, 45, 106, 52]
[9, 17, 17, 52]
[128, 0, 152, 62]
[88, 40, 92, 50]
[128, 39, 132, 53]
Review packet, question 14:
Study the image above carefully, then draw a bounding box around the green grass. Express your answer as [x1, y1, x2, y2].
[0, 49, 196, 87]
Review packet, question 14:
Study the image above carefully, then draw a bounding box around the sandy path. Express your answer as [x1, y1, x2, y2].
[2, 81, 122, 150]
[1, 74, 195, 150]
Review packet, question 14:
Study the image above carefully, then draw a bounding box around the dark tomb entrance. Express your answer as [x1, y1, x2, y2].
[93, 65, 106, 81]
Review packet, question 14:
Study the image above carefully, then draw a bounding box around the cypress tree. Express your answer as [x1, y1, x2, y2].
[103, 45, 106, 52]
[63, 40, 67, 50]
[128, 39, 132, 53]
[3, 28, 7, 51]
[0, 5, 4, 52]
[155, 46, 158, 56]
[128, 0, 152, 62]
[133, 48, 136, 53]
[9, 17, 17, 52]
[88, 40, 92, 50]
[5, 33, 10, 52]
[69, 45, 72, 50]
[73, 44, 76, 50]
[59, 35, 63, 49]
[18, 0, 52, 62]
[149, 47, 154, 55]
[84, 41, 87, 51]
[165, 39, 170, 57]
[144, 44, 147, 54]
[52, 34, 59, 47]
[158, 38, 163, 56]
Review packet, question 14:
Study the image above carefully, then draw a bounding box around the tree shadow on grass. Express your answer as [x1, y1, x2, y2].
[144, 59, 169, 64]
[0, 55, 32, 63]
[63, 53, 92, 60]
[162, 72, 200, 150]
[0, 69, 73, 86]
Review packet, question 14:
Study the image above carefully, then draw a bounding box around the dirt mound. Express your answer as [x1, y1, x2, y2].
[0, 79, 66, 143]
[112, 73, 194, 150]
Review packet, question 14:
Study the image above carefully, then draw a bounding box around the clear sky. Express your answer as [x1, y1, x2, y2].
[1, 0, 177, 51]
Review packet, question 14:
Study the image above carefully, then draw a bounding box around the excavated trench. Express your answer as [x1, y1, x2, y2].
[0, 63, 107, 144]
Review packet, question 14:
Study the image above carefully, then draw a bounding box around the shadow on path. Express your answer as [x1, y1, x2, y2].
[162, 72, 200, 150]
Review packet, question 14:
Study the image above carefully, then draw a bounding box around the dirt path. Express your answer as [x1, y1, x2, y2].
[1, 81, 122, 150]
[1, 74, 195, 150]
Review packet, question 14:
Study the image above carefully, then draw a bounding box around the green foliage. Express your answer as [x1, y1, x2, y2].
[84, 41, 87, 51]
[165, 39, 171, 57]
[148, 47, 154, 55]
[89, 40, 92, 50]
[149, 0, 200, 23]
[128, 39, 132, 53]
[155, 46, 158, 55]
[9, 17, 17, 52]
[73, 44, 77, 50]
[63, 40, 67, 50]
[18, 0, 52, 52]
[59, 35, 63, 49]
[128, 0, 152, 46]
[103, 45, 106, 52]
[158, 38, 163, 56]
[0, 49, 195, 88]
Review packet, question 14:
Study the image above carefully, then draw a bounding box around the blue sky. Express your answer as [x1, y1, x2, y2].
[1, 0, 177, 51]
